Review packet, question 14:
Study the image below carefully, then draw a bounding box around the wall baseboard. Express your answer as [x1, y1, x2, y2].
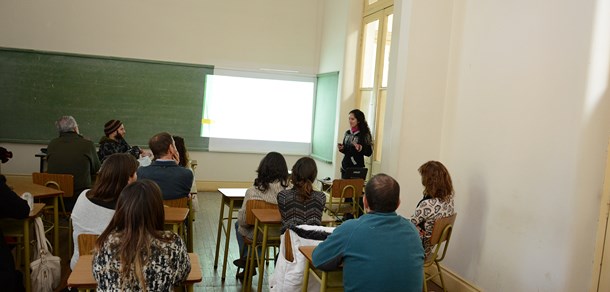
[426, 265, 481, 292]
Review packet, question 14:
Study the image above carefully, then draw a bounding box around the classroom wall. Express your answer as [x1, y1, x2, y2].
[388, 0, 610, 290]
[0, 0, 332, 184]
[317, 0, 364, 180]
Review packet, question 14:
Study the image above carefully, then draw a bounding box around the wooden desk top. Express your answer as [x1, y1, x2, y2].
[164, 207, 189, 224]
[218, 188, 247, 199]
[252, 209, 334, 225]
[299, 245, 316, 263]
[68, 253, 202, 288]
[29, 203, 45, 218]
[9, 179, 64, 199]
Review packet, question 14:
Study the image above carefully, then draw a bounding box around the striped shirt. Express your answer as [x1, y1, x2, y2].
[277, 188, 326, 233]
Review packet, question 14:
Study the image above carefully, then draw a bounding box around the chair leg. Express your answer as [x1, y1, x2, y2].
[435, 261, 447, 292]
[68, 221, 73, 257]
[301, 261, 310, 292]
[59, 196, 67, 216]
[321, 271, 328, 292]
[422, 269, 428, 292]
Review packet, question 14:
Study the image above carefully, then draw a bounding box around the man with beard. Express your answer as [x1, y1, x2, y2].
[98, 119, 151, 162]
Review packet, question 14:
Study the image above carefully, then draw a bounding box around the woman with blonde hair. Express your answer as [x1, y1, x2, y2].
[93, 180, 190, 290]
[410, 161, 455, 257]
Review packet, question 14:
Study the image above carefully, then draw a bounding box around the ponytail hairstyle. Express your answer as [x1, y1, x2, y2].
[289, 157, 318, 201]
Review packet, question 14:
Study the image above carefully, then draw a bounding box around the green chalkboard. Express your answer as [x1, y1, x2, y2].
[311, 71, 339, 163]
[0, 48, 213, 150]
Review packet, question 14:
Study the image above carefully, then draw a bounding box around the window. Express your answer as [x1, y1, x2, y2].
[357, 1, 393, 168]
[201, 69, 315, 154]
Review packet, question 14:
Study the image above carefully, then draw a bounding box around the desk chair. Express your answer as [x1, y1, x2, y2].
[423, 213, 457, 292]
[238, 200, 279, 281]
[32, 172, 74, 255]
[325, 179, 364, 220]
[163, 197, 194, 251]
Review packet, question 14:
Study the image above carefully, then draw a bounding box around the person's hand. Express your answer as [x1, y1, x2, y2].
[140, 150, 153, 158]
[337, 143, 344, 151]
[352, 141, 362, 152]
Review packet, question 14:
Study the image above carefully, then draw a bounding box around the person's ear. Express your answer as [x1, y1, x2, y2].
[128, 172, 137, 184]
[363, 195, 370, 213]
[396, 198, 401, 210]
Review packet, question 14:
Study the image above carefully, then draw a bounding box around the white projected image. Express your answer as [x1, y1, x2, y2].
[202, 74, 314, 153]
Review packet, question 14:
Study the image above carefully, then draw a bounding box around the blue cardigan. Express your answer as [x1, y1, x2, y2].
[137, 160, 193, 200]
[312, 212, 424, 292]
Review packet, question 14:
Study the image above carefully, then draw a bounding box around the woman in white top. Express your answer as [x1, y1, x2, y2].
[70, 153, 138, 269]
[234, 152, 289, 278]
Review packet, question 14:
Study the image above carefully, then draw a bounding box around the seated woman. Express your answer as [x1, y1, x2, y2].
[173, 135, 197, 194]
[70, 153, 138, 270]
[277, 157, 326, 234]
[234, 152, 290, 274]
[93, 180, 191, 290]
[410, 160, 455, 257]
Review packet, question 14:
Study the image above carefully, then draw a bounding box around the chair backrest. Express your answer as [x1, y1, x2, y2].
[284, 229, 294, 262]
[163, 197, 190, 208]
[245, 199, 278, 225]
[78, 233, 98, 256]
[427, 213, 457, 263]
[330, 178, 364, 199]
[32, 172, 74, 197]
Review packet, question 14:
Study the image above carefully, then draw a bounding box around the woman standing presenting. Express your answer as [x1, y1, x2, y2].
[338, 109, 373, 178]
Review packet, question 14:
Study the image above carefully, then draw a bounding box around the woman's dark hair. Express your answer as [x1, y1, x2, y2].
[350, 109, 372, 144]
[173, 136, 189, 167]
[95, 180, 168, 289]
[87, 153, 138, 202]
[254, 152, 289, 192]
[290, 157, 318, 201]
[419, 161, 454, 201]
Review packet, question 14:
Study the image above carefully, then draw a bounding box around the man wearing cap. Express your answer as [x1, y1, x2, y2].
[98, 119, 148, 162]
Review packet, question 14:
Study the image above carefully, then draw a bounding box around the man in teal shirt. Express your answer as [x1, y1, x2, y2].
[312, 173, 424, 291]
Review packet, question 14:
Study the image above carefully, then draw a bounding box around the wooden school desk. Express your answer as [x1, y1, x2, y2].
[10, 177, 63, 257]
[164, 206, 190, 242]
[214, 188, 246, 281]
[299, 246, 343, 292]
[244, 209, 335, 292]
[67, 253, 203, 291]
[0, 203, 46, 292]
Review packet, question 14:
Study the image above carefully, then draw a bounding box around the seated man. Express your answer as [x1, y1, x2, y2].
[47, 116, 101, 209]
[312, 173, 424, 292]
[98, 119, 151, 162]
[137, 132, 193, 200]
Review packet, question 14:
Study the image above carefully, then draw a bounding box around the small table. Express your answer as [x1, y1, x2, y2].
[67, 253, 203, 291]
[10, 178, 63, 257]
[35, 152, 47, 173]
[214, 188, 246, 281]
[244, 209, 335, 292]
[164, 206, 190, 242]
[1, 203, 46, 292]
[299, 246, 343, 292]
